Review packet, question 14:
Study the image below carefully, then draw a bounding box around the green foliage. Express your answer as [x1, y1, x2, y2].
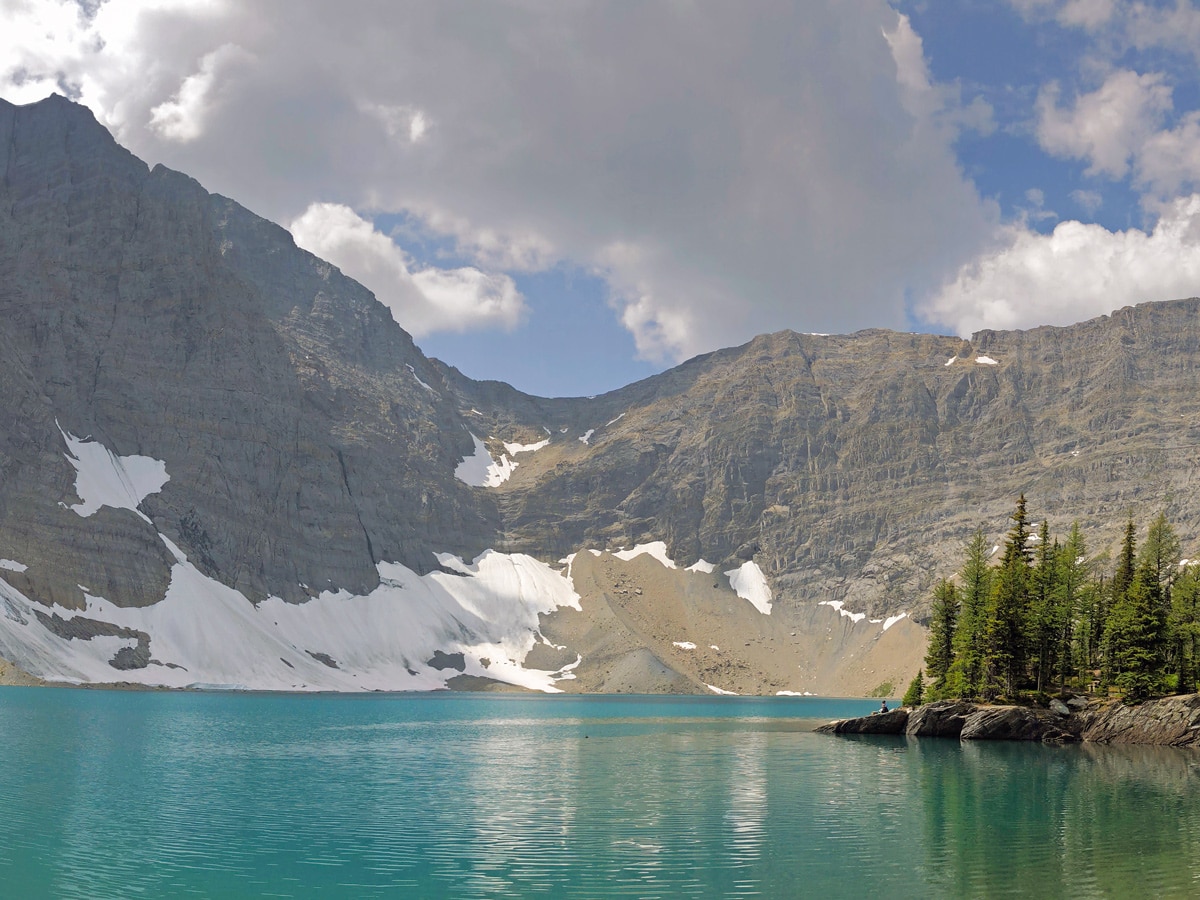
[948, 530, 992, 700]
[924, 579, 958, 692]
[982, 495, 1032, 699]
[902, 670, 925, 707]
[925, 499, 1192, 705]
[867, 681, 895, 699]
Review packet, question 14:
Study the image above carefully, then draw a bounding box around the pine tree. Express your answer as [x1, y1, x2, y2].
[1112, 517, 1137, 602]
[1054, 523, 1089, 690]
[1028, 520, 1058, 694]
[1168, 564, 1200, 694]
[1102, 518, 1138, 689]
[924, 579, 958, 696]
[982, 495, 1033, 699]
[946, 530, 992, 700]
[902, 670, 925, 707]
[1104, 556, 1166, 702]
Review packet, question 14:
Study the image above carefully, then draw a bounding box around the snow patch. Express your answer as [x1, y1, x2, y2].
[819, 599, 866, 624]
[673, 641, 697, 650]
[882, 612, 908, 631]
[60, 427, 169, 521]
[724, 561, 772, 614]
[454, 434, 517, 487]
[612, 542, 677, 569]
[706, 684, 738, 695]
[405, 364, 436, 392]
[578, 429, 595, 445]
[605, 412, 626, 427]
[776, 690, 815, 697]
[686, 559, 716, 574]
[945, 356, 956, 367]
[0, 541, 582, 693]
[975, 355, 998, 365]
[0, 560, 27, 573]
[502, 439, 550, 455]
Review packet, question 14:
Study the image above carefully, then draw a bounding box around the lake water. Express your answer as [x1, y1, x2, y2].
[1, 689, 1199, 898]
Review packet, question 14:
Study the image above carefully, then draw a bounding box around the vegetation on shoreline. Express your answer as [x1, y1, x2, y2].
[909, 496, 1200, 705]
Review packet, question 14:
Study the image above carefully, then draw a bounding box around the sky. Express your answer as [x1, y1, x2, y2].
[5, 0, 1200, 397]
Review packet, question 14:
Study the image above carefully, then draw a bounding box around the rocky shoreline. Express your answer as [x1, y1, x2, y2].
[817, 694, 1200, 748]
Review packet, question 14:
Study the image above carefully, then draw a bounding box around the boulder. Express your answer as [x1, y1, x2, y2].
[1049, 698, 1071, 716]
[815, 708, 909, 735]
[905, 701, 976, 737]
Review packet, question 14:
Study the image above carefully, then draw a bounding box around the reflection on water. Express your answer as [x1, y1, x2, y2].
[2, 689, 1200, 897]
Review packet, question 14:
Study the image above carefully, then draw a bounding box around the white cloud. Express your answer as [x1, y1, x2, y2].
[1070, 188, 1104, 214]
[0, 1, 995, 365]
[288, 203, 526, 337]
[922, 194, 1200, 336]
[358, 101, 430, 145]
[883, 12, 995, 141]
[1036, 70, 1173, 179]
[1136, 111, 1200, 197]
[149, 43, 250, 142]
[1126, 2, 1200, 58]
[1057, 0, 1117, 29]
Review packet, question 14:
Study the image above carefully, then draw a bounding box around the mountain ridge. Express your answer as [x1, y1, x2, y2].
[2, 94, 1199, 693]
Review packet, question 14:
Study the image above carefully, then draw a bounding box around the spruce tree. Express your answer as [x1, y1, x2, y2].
[902, 670, 925, 707]
[1028, 520, 1058, 694]
[1168, 564, 1200, 694]
[1102, 518, 1138, 689]
[983, 495, 1033, 699]
[1104, 556, 1166, 702]
[1054, 523, 1089, 690]
[947, 530, 992, 700]
[924, 579, 958, 697]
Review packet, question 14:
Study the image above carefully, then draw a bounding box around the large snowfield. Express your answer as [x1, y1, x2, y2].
[0, 431, 791, 691]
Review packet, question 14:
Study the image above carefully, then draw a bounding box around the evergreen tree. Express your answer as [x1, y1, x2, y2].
[946, 530, 992, 699]
[1112, 517, 1137, 603]
[924, 579, 958, 696]
[1054, 523, 1089, 689]
[1142, 511, 1182, 593]
[1028, 520, 1058, 693]
[1168, 564, 1200, 694]
[1104, 556, 1166, 702]
[982, 495, 1033, 699]
[902, 670, 925, 707]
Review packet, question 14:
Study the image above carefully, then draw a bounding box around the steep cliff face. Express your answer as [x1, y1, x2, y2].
[0, 95, 497, 614]
[1, 95, 1199, 693]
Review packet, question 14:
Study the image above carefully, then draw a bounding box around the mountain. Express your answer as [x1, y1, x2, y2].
[1, 95, 1198, 695]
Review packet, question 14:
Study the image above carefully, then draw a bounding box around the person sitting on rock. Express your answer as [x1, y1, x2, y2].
[879, 700, 889, 714]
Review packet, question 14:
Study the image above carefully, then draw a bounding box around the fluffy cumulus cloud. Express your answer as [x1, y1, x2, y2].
[289, 204, 525, 337]
[923, 194, 1200, 336]
[0, 0, 994, 361]
[1036, 70, 1172, 179]
[6, 0, 1200, 357]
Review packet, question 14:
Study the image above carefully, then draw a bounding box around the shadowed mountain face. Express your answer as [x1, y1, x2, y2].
[2, 96, 1199, 691]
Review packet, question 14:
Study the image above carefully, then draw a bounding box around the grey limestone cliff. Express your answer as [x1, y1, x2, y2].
[4, 95, 1200, 690]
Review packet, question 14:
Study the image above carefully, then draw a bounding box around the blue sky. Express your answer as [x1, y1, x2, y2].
[5, 1, 1200, 396]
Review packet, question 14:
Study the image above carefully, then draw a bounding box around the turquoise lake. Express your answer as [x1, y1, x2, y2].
[2, 689, 1200, 898]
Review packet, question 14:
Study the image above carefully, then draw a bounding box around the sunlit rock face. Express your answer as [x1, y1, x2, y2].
[3, 95, 1200, 692]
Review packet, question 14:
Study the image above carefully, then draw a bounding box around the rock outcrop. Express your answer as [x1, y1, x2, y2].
[821, 696, 1200, 748]
[1076, 695, 1200, 748]
[820, 701, 1077, 742]
[957, 705, 1077, 743]
[816, 708, 909, 735]
[905, 700, 976, 737]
